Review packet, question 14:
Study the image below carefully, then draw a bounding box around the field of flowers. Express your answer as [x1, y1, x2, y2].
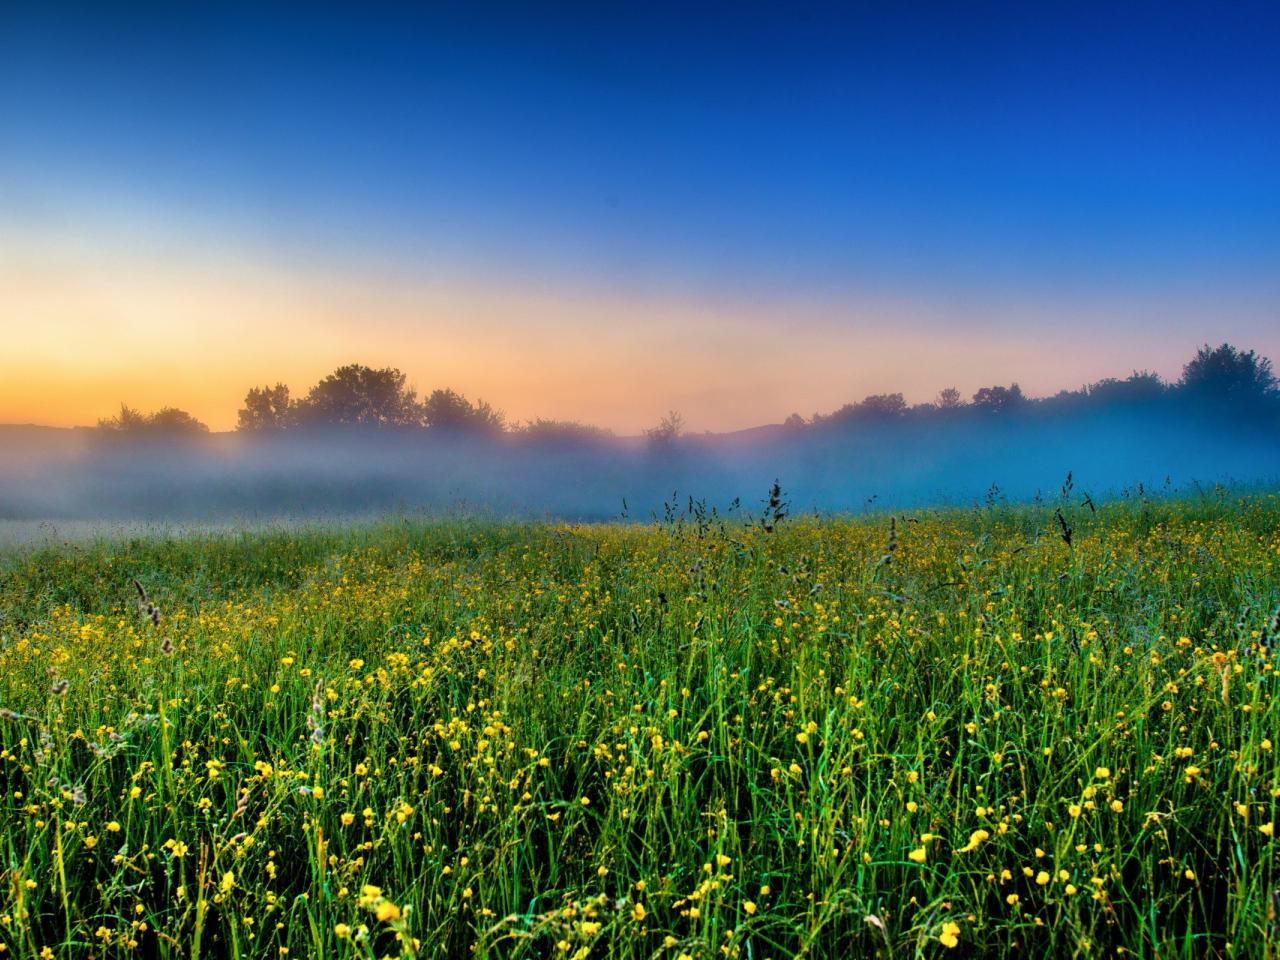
[0, 493, 1277, 959]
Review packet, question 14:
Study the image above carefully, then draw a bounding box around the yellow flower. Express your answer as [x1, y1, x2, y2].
[334, 924, 351, 938]
[908, 847, 927, 863]
[1261, 822, 1275, 837]
[955, 829, 989, 853]
[939, 920, 961, 948]
[220, 871, 235, 894]
[1094, 766, 1111, 780]
[106, 821, 121, 833]
[1035, 870, 1050, 886]
[341, 812, 355, 826]
[375, 901, 401, 922]
[743, 900, 757, 915]
[1110, 799, 1124, 813]
[631, 902, 646, 921]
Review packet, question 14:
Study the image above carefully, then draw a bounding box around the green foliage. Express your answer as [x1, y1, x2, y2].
[0, 496, 1277, 958]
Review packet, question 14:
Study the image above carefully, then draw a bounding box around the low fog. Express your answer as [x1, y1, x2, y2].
[2, 401, 1277, 530]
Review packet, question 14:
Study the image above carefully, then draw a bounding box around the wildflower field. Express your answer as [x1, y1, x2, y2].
[0, 493, 1277, 959]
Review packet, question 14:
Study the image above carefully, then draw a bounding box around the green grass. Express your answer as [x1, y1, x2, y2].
[0, 493, 1277, 958]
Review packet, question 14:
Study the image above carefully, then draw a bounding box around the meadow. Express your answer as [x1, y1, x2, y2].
[0, 492, 1276, 959]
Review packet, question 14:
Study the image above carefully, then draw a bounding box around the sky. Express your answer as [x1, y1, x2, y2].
[2, 1, 1278, 433]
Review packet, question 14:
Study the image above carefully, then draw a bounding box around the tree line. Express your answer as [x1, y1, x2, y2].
[95, 343, 1278, 441]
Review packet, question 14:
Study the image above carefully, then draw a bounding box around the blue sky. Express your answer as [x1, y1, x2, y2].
[2, 2, 1277, 430]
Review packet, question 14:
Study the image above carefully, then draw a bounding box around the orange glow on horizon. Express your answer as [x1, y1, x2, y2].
[3, 221, 1276, 435]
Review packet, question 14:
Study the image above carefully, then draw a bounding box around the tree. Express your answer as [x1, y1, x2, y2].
[1086, 371, 1166, 406]
[237, 383, 294, 431]
[147, 407, 211, 434]
[857, 393, 907, 418]
[96, 403, 149, 432]
[421, 388, 505, 435]
[972, 383, 1026, 414]
[513, 419, 614, 443]
[936, 387, 963, 410]
[644, 411, 685, 445]
[96, 403, 209, 437]
[1179, 343, 1277, 400]
[295, 365, 422, 427]
[783, 413, 808, 430]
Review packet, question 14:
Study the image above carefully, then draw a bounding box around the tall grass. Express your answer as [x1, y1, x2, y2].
[0, 494, 1276, 957]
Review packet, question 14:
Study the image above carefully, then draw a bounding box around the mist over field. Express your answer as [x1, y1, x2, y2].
[3, 398, 1277, 526]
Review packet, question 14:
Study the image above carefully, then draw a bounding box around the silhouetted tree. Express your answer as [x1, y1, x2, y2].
[816, 403, 857, 425]
[1179, 343, 1277, 400]
[96, 403, 149, 432]
[644, 411, 685, 445]
[1087, 371, 1166, 405]
[421, 388, 504, 435]
[237, 383, 294, 431]
[148, 407, 210, 434]
[783, 413, 808, 430]
[936, 387, 963, 410]
[513, 419, 614, 443]
[857, 393, 907, 418]
[972, 383, 1026, 414]
[295, 365, 422, 427]
[96, 404, 209, 437]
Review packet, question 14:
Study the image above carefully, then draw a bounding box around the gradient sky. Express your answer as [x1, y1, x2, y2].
[2, 2, 1278, 433]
